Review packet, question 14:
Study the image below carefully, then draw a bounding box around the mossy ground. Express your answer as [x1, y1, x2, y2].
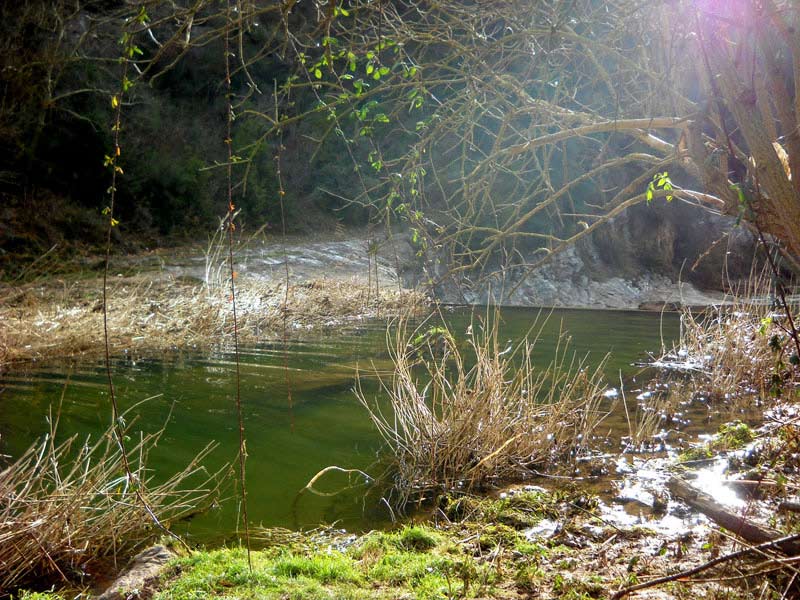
[679, 420, 756, 462]
[134, 490, 746, 600]
[14, 487, 765, 600]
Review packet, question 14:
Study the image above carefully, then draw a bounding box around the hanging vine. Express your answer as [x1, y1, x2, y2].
[100, 5, 184, 554]
[223, 0, 252, 570]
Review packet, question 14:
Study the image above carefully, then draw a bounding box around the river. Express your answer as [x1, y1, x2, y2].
[0, 307, 679, 544]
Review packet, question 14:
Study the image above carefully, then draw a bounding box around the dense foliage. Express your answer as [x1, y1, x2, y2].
[2, 1, 799, 284]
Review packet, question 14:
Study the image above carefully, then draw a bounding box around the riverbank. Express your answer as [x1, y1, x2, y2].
[5, 338, 800, 598]
[1, 230, 732, 367]
[135, 486, 739, 600]
[29, 408, 788, 600]
[21, 486, 741, 600]
[58, 460, 791, 600]
[0, 236, 427, 366]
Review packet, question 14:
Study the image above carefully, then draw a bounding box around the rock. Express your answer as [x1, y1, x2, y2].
[402, 201, 759, 309]
[98, 545, 175, 600]
[638, 301, 681, 312]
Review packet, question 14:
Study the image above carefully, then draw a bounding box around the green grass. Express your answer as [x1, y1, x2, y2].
[16, 492, 604, 600]
[680, 420, 756, 462]
[151, 520, 510, 600]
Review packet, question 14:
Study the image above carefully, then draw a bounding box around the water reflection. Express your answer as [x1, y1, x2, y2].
[0, 307, 679, 542]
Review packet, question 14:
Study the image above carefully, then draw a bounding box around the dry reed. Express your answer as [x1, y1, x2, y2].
[0, 274, 426, 365]
[653, 268, 799, 406]
[618, 380, 686, 453]
[0, 410, 220, 592]
[356, 312, 610, 507]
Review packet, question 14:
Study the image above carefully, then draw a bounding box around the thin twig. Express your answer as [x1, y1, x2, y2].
[611, 532, 800, 600]
[275, 79, 294, 433]
[101, 12, 184, 550]
[224, 0, 251, 570]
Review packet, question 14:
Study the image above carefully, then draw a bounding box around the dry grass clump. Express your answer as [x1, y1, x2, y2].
[0, 274, 427, 365]
[653, 271, 799, 406]
[357, 313, 610, 507]
[0, 413, 219, 592]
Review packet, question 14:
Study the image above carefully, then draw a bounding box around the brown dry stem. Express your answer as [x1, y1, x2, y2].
[0, 273, 427, 367]
[0, 415, 220, 593]
[357, 312, 610, 508]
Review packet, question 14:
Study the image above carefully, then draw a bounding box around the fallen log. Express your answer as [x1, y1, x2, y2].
[779, 499, 800, 513]
[667, 476, 800, 555]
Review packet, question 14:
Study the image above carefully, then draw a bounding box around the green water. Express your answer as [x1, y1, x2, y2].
[0, 307, 678, 543]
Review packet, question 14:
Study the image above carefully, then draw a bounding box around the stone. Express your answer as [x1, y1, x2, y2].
[98, 545, 175, 600]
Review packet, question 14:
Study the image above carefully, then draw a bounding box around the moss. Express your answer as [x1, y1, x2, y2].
[515, 563, 545, 592]
[513, 538, 548, 558]
[712, 421, 754, 451]
[473, 523, 521, 551]
[154, 548, 368, 600]
[681, 421, 755, 462]
[395, 525, 441, 552]
[442, 489, 560, 529]
[551, 573, 605, 599]
[679, 445, 714, 462]
[367, 550, 452, 585]
[153, 524, 500, 600]
[350, 525, 441, 560]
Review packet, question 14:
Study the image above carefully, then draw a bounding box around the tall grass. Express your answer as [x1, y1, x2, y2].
[357, 312, 609, 507]
[0, 412, 220, 592]
[653, 268, 799, 405]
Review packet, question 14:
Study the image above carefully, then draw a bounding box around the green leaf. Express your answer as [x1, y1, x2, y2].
[759, 316, 773, 336]
[314, 68, 322, 79]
